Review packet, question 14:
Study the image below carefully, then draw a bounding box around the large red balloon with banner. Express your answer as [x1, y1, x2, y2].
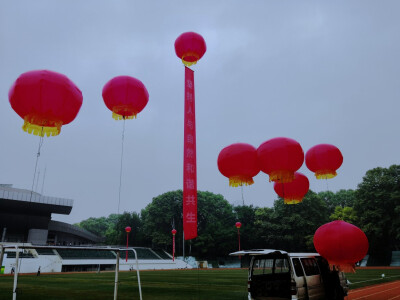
[274, 172, 309, 204]
[102, 76, 149, 120]
[257, 137, 304, 183]
[9, 70, 83, 137]
[217, 143, 260, 187]
[313, 220, 369, 272]
[306, 144, 343, 179]
[175, 32, 206, 240]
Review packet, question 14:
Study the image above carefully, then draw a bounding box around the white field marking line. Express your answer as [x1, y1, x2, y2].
[388, 295, 400, 300]
[349, 274, 400, 285]
[349, 278, 385, 285]
[349, 280, 400, 293]
[350, 284, 400, 300]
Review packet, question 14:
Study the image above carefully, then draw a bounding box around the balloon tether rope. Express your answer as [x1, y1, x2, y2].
[29, 133, 44, 202]
[21, 127, 44, 280]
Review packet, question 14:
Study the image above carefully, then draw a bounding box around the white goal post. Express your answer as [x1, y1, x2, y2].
[0, 245, 142, 300]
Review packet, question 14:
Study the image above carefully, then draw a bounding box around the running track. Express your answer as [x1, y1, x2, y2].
[347, 280, 400, 300]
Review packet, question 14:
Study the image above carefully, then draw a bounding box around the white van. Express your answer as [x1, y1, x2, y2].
[230, 249, 348, 300]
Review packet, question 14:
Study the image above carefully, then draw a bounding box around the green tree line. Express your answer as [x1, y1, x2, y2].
[75, 165, 400, 264]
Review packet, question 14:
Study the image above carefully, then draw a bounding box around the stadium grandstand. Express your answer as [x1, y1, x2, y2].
[0, 184, 101, 245]
[0, 185, 191, 274]
[0, 246, 189, 274]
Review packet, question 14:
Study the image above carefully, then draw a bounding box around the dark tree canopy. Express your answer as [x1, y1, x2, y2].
[141, 190, 183, 249]
[318, 189, 356, 215]
[233, 205, 258, 250]
[75, 165, 400, 264]
[75, 212, 143, 246]
[140, 190, 237, 258]
[255, 190, 329, 252]
[354, 165, 400, 265]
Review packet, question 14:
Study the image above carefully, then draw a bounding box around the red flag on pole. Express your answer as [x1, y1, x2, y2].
[183, 66, 197, 240]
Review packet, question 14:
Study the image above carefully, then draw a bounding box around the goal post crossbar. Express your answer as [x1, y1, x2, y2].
[0, 244, 142, 300]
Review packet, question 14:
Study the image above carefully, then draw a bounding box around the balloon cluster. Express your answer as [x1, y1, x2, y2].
[218, 140, 368, 272]
[9, 70, 149, 136]
[10, 32, 208, 136]
[217, 137, 343, 205]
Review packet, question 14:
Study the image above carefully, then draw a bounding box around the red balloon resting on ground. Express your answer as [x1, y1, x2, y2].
[313, 220, 368, 272]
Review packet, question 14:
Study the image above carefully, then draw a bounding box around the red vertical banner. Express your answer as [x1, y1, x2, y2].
[183, 66, 197, 240]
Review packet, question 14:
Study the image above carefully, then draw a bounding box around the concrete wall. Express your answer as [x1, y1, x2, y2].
[28, 229, 48, 245]
[2, 252, 191, 274]
[3, 254, 62, 274]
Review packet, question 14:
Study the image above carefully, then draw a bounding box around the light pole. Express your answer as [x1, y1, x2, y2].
[125, 226, 131, 262]
[235, 222, 242, 251]
[171, 229, 177, 261]
[235, 222, 242, 265]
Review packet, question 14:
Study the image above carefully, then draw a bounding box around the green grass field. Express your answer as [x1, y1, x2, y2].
[346, 268, 400, 290]
[0, 268, 400, 300]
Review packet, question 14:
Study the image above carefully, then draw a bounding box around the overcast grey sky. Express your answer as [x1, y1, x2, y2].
[1, 1, 399, 224]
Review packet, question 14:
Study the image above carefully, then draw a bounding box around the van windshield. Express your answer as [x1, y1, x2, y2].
[252, 257, 290, 275]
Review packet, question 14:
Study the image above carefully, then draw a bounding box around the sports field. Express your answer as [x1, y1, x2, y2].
[1, 268, 400, 300]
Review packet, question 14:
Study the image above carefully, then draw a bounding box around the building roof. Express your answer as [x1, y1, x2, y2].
[0, 184, 73, 215]
[48, 220, 103, 243]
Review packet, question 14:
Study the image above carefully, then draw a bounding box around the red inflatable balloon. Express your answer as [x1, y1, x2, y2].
[218, 143, 260, 187]
[274, 172, 309, 205]
[257, 137, 304, 183]
[9, 70, 83, 137]
[175, 32, 207, 67]
[313, 220, 368, 272]
[102, 76, 149, 120]
[306, 144, 343, 179]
